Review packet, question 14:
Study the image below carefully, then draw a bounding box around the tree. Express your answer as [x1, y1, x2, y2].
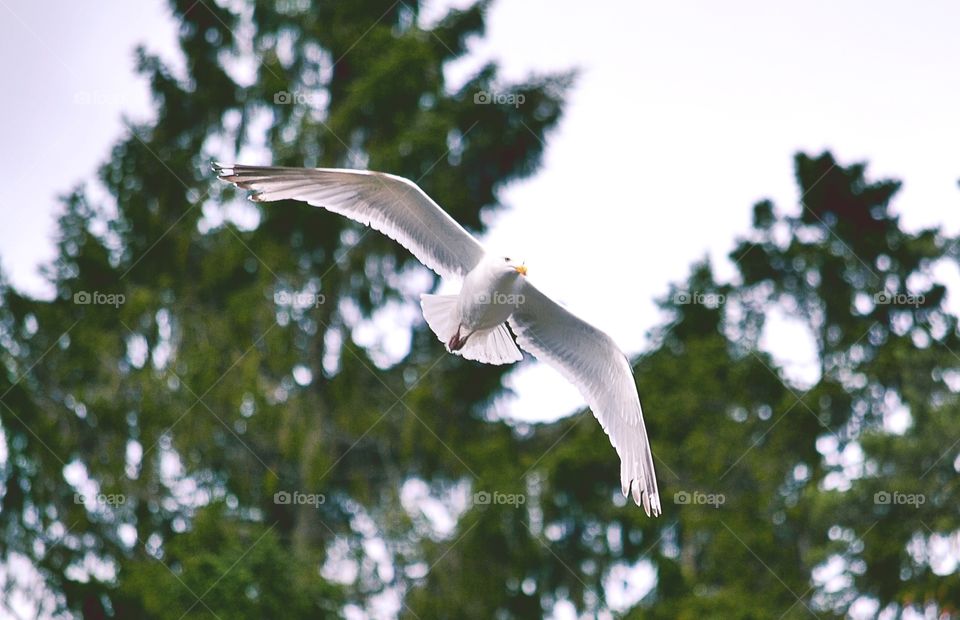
[731, 153, 960, 617]
[486, 152, 959, 618]
[0, 1, 571, 617]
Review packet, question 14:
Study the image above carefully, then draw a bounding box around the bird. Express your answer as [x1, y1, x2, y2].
[214, 164, 662, 517]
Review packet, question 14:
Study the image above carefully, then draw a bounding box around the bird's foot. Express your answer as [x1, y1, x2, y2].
[447, 327, 470, 351]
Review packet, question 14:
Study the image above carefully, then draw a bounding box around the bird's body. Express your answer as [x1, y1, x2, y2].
[215, 163, 662, 516]
[458, 256, 523, 332]
[420, 255, 526, 365]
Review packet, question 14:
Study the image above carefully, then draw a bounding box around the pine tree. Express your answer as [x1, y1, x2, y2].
[0, 1, 571, 616]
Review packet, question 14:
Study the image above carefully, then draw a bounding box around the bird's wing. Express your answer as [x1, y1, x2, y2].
[214, 165, 486, 279]
[508, 280, 661, 516]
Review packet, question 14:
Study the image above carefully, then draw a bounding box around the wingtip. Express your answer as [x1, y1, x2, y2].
[624, 478, 662, 518]
[212, 162, 233, 177]
[648, 493, 662, 518]
[641, 492, 663, 518]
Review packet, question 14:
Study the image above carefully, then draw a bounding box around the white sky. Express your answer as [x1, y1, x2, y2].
[1, 1, 959, 420]
[1, 1, 959, 618]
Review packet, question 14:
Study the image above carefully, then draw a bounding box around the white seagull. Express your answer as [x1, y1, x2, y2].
[214, 164, 662, 516]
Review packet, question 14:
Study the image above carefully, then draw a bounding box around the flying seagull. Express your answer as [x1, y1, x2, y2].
[214, 164, 662, 516]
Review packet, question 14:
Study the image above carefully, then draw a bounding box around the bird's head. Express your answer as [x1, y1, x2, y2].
[498, 256, 527, 276]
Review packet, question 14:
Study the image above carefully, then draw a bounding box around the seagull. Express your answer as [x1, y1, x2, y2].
[214, 164, 662, 516]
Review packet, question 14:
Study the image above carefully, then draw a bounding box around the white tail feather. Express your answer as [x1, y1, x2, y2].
[459, 323, 523, 366]
[420, 293, 460, 345]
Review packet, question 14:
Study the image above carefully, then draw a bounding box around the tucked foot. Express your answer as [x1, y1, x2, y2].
[447, 327, 471, 351]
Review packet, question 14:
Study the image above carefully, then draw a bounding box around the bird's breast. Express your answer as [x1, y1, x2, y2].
[457, 270, 522, 330]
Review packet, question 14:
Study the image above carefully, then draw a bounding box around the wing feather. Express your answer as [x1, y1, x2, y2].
[214, 164, 486, 279]
[509, 280, 661, 516]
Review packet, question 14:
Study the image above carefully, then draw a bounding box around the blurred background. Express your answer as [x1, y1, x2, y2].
[0, 1, 958, 617]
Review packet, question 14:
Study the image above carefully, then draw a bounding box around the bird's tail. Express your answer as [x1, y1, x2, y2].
[420, 294, 523, 366]
[420, 293, 461, 348]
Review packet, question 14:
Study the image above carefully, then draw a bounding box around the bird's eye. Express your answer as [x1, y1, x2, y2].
[504, 257, 510, 262]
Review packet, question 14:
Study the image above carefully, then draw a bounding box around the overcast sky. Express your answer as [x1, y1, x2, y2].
[2, 0, 959, 427]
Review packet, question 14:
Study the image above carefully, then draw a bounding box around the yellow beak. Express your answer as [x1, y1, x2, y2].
[514, 265, 528, 276]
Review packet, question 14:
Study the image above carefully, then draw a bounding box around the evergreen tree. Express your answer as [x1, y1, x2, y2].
[0, 1, 570, 616]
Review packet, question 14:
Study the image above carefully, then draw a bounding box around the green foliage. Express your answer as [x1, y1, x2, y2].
[114, 503, 340, 618]
[0, 1, 957, 618]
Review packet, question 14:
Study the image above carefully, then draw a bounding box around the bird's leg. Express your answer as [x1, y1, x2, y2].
[447, 326, 471, 351]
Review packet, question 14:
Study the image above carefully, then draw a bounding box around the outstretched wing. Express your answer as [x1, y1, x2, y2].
[508, 280, 661, 516]
[215, 165, 486, 279]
